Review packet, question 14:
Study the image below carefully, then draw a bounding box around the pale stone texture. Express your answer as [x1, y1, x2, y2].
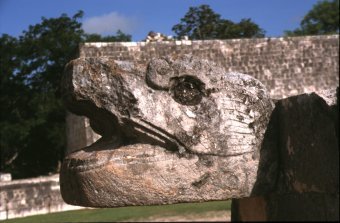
[66, 112, 100, 154]
[80, 35, 339, 99]
[0, 175, 83, 220]
[67, 35, 339, 154]
[0, 173, 11, 182]
[60, 55, 274, 207]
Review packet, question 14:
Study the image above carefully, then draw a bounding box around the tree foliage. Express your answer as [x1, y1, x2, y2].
[0, 11, 131, 178]
[285, 0, 339, 36]
[85, 30, 132, 42]
[172, 4, 265, 40]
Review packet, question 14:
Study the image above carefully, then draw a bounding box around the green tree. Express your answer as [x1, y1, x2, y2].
[85, 30, 131, 42]
[172, 5, 221, 40]
[285, 0, 339, 36]
[217, 18, 265, 39]
[172, 4, 265, 40]
[0, 34, 24, 175]
[0, 11, 132, 178]
[0, 11, 84, 178]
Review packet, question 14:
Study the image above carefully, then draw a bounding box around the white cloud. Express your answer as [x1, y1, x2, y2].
[82, 12, 137, 35]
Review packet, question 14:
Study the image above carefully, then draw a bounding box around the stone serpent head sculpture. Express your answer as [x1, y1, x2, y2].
[60, 55, 274, 207]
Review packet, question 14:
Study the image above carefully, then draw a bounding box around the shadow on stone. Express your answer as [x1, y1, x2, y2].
[232, 88, 339, 221]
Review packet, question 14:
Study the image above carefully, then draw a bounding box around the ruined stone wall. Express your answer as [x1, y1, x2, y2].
[80, 35, 339, 99]
[67, 35, 339, 153]
[0, 175, 83, 220]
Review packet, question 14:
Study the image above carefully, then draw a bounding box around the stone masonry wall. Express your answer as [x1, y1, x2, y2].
[67, 35, 339, 153]
[80, 35, 339, 99]
[0, 175, 83, 220]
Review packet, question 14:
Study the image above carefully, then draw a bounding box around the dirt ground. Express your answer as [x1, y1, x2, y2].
[130, 210, 231, 222]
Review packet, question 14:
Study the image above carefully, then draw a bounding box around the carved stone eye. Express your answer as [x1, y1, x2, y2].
[146, 59, 174, 90]
[170, 75, 205, 106]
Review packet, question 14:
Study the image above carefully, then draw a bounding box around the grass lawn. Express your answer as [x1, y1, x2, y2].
[1, 200, 231, 223]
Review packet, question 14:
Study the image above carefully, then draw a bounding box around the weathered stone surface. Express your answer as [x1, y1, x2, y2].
[0, 175, 83, 220]
[65, 112, 100, 154]
[67, 35, 339, 154]
[60, 55, 274, 207]
[232, 88, 339, 221]
[81, 35, 339, 99]
[275, 91, 339, 194]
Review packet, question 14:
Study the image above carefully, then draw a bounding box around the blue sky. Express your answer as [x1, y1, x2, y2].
[0, 0, 320, 41]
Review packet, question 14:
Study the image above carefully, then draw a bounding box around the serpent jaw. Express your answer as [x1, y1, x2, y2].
[60, 55, 273, 207]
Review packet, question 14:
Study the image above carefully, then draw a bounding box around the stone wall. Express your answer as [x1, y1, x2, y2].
[80, 35, 339, 99]
[67, 35, 339, 153]
[66, 112, 100, 154]
[0, 175, 83, 220]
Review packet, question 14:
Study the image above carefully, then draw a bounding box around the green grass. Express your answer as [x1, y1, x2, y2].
[1, 200, 231, 223]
